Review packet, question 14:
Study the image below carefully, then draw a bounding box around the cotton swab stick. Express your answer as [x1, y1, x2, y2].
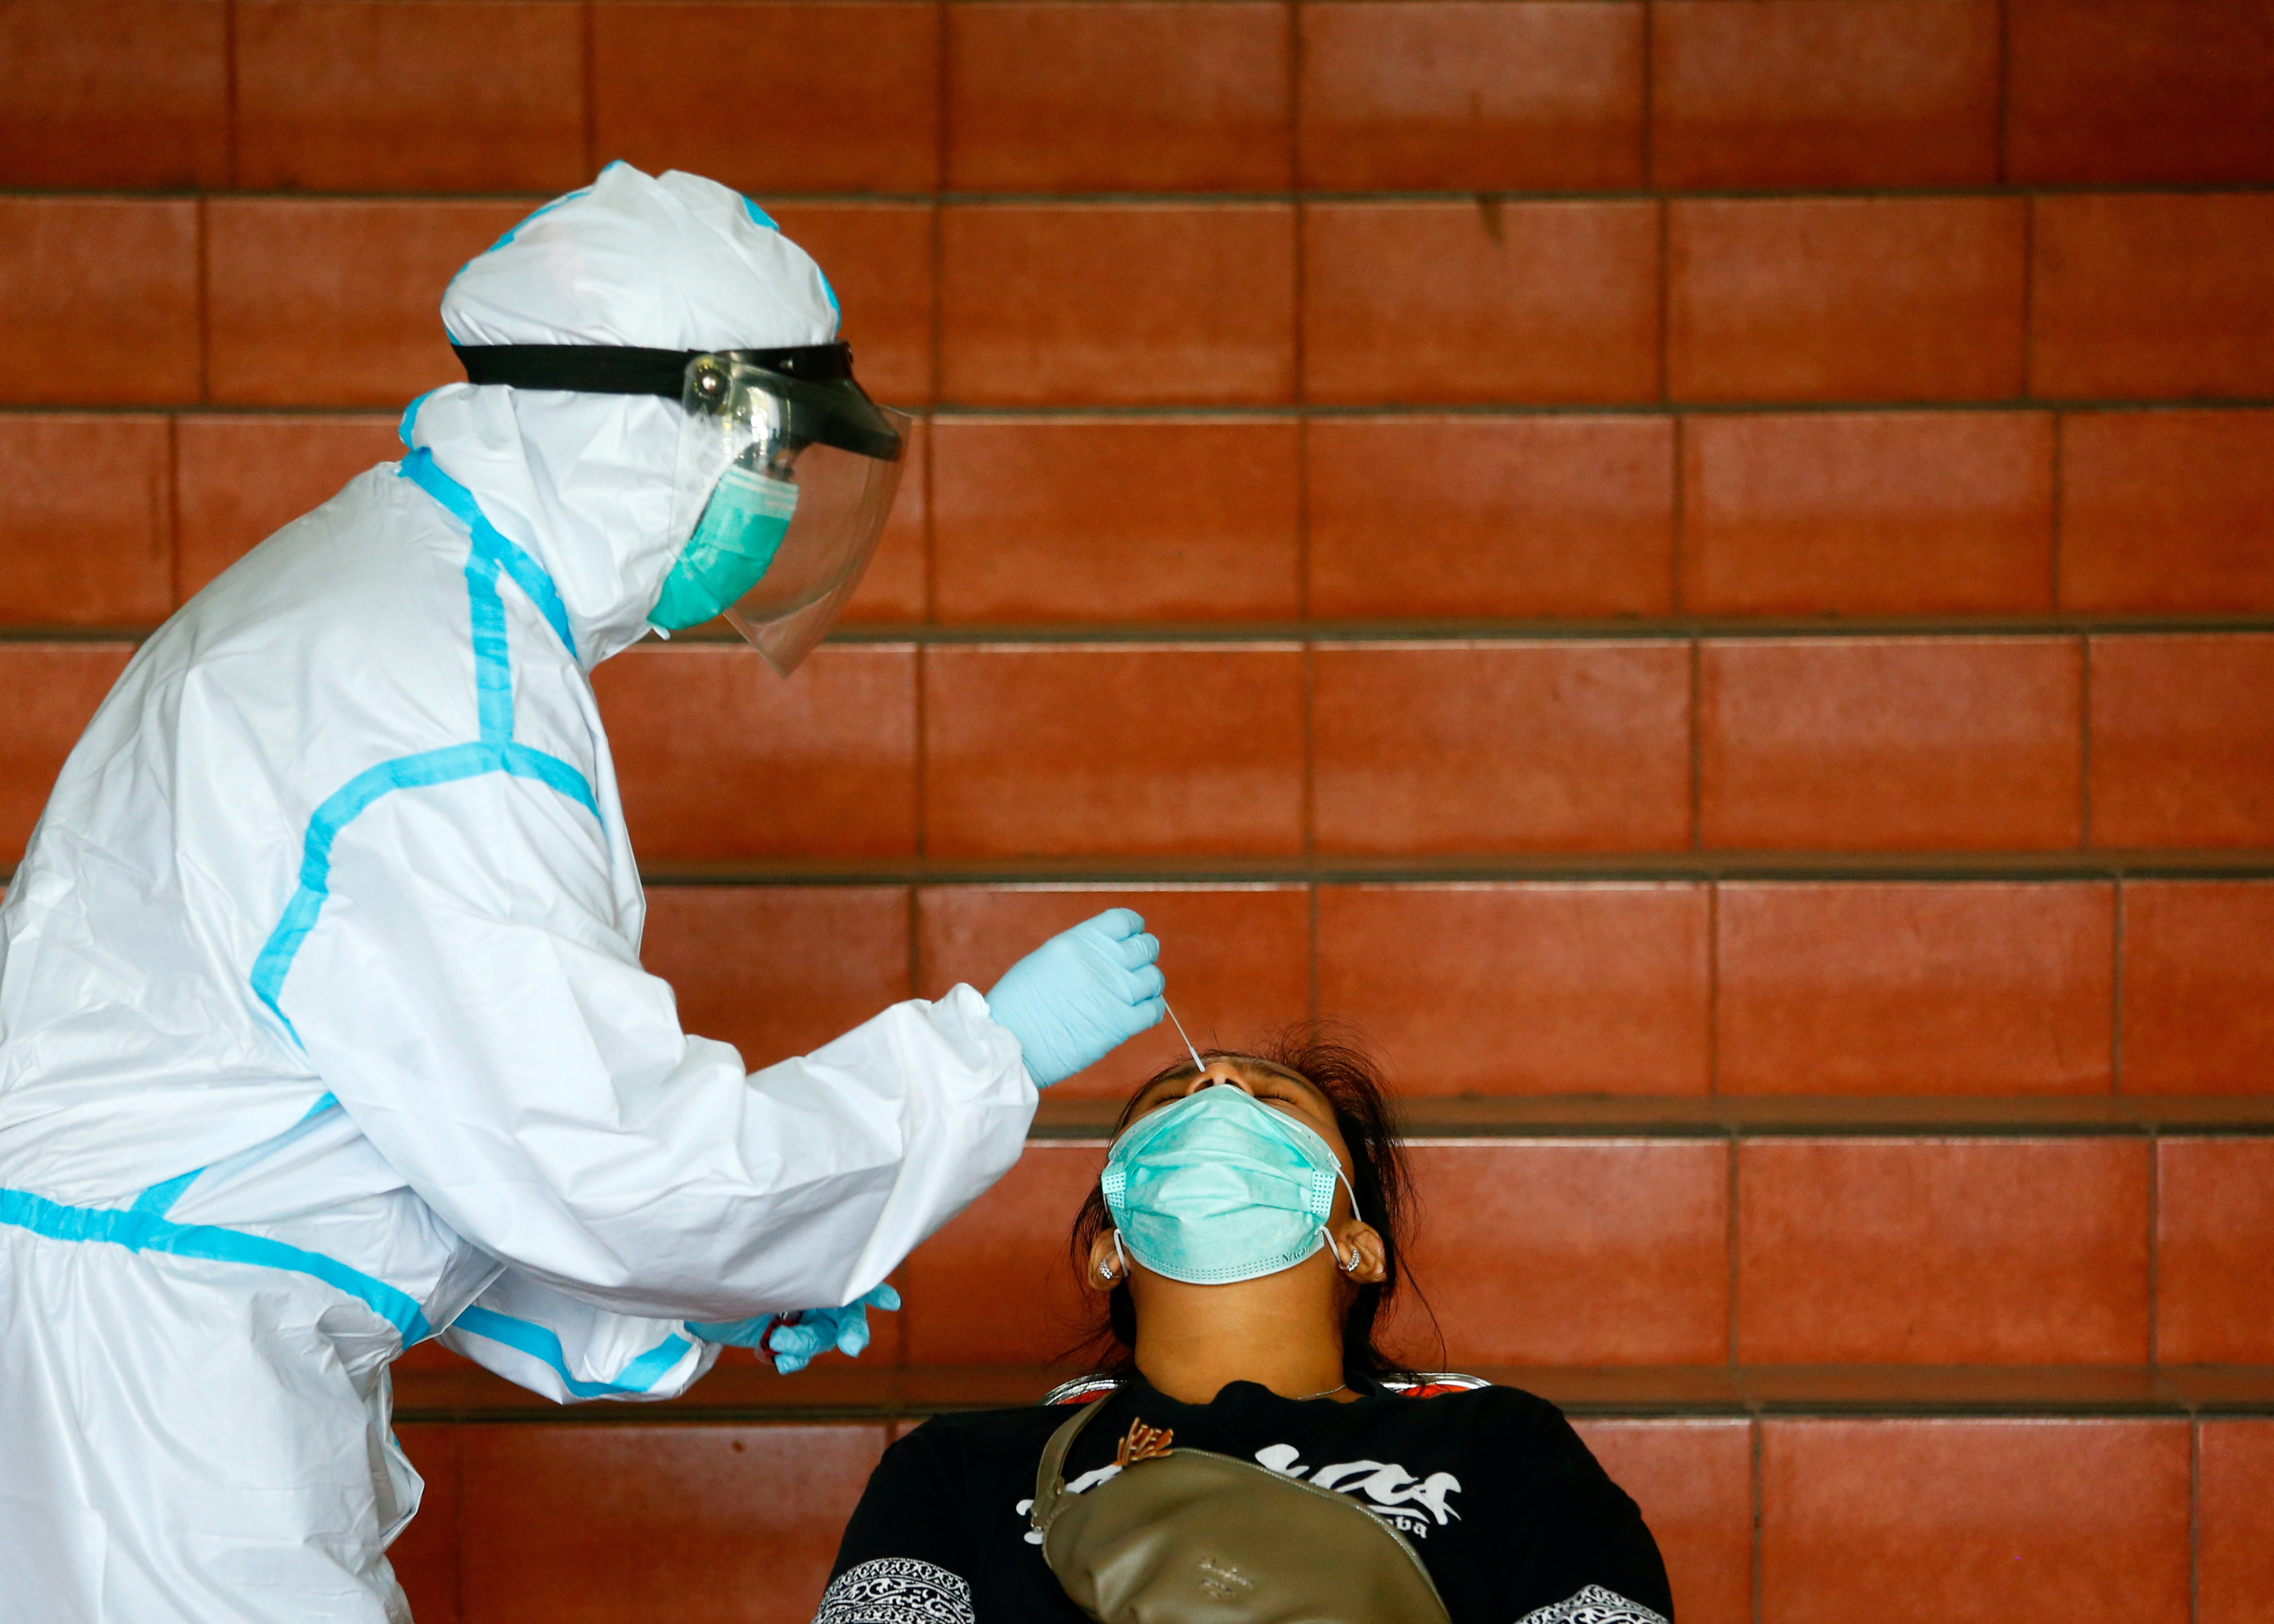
[1163, 999, 1205, 1073]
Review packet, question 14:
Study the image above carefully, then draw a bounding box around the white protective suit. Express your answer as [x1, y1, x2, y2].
[0, 164, 1037, 1622]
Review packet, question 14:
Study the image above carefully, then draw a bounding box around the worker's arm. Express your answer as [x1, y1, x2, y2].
[275, 770, 1036, 1324]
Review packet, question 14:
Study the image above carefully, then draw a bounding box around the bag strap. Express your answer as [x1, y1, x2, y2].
[1031, 1397, 1112, 1535]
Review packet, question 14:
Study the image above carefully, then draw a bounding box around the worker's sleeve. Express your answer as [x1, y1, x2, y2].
[436, 1267, 719, 1403]
[277, 770, 1038, 1323]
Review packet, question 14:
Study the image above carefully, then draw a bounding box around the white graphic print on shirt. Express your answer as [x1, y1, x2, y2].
[1254, 1443, 1463, 1539]
[1014, 1446, 1463, 1544]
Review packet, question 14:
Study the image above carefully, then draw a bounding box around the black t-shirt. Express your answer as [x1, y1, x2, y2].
[818, 1373, 1673, 1624]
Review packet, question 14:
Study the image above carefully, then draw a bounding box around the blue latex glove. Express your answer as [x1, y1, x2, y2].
[766, 1284, 900, 1373]
[689, 1284, 901, 1375]
[985, 908, 1166, 1088]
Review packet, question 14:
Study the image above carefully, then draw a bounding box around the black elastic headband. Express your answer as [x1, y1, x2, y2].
[451, 341, 855, 397]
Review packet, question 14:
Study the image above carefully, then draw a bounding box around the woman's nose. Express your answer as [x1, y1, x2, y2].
[1186, 1064, 1251, 1096]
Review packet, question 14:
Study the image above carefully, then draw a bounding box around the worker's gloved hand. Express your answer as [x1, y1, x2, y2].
[764, 1284, 901, 1374]
[985, 908, 1166, 1088]
[692, 1284, 902, 1375]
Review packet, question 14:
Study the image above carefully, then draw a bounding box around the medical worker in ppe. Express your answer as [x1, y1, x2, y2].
[0, 162, 1165, 1624]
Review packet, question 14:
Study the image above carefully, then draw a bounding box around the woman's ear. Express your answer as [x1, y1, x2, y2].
[1331, 1220, 1388, 1286]
[1085, 1229, 1126, 1296]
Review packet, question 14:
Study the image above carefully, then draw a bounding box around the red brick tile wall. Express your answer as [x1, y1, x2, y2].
[1759, 1419, 2193, 1624]
[6, 3, 2272, 1618]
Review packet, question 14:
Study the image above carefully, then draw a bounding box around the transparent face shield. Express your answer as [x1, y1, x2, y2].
[657, 353, 910, 675]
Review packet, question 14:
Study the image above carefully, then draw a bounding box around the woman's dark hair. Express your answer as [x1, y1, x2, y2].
[1062, 1026, 1438, 1379]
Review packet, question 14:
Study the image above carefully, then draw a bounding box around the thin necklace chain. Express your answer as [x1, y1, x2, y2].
[1291, 1382, 1351, 1401]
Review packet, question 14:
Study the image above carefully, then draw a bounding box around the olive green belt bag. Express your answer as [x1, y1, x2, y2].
[1028, 1397, 1455, 1624]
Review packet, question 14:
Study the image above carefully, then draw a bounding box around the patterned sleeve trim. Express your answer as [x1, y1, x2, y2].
[1515, 1584, 1671, 1624]
[813, 1558, 976, 1624]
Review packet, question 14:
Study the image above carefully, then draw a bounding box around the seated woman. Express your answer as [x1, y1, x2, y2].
[816, 1035, 1674, 1624]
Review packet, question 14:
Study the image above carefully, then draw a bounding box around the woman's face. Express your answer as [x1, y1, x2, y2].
[1121, 1058, 1359, 1213]
[1094, 1054, 1387, 1294]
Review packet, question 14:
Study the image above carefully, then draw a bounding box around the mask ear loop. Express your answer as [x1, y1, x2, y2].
[1112, 1229, 1131, 1281]
[1322, 1164, 1364, 1274]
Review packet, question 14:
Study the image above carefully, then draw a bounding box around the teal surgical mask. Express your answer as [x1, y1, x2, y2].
[1101, 1085, 1359, 1286]
[648, 463, 799, 631]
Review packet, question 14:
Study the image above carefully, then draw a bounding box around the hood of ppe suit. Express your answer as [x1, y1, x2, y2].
[404, 162, 841, 667]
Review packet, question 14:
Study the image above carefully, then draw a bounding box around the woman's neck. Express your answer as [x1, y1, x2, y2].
[1127, 1254, 1354, 1404]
